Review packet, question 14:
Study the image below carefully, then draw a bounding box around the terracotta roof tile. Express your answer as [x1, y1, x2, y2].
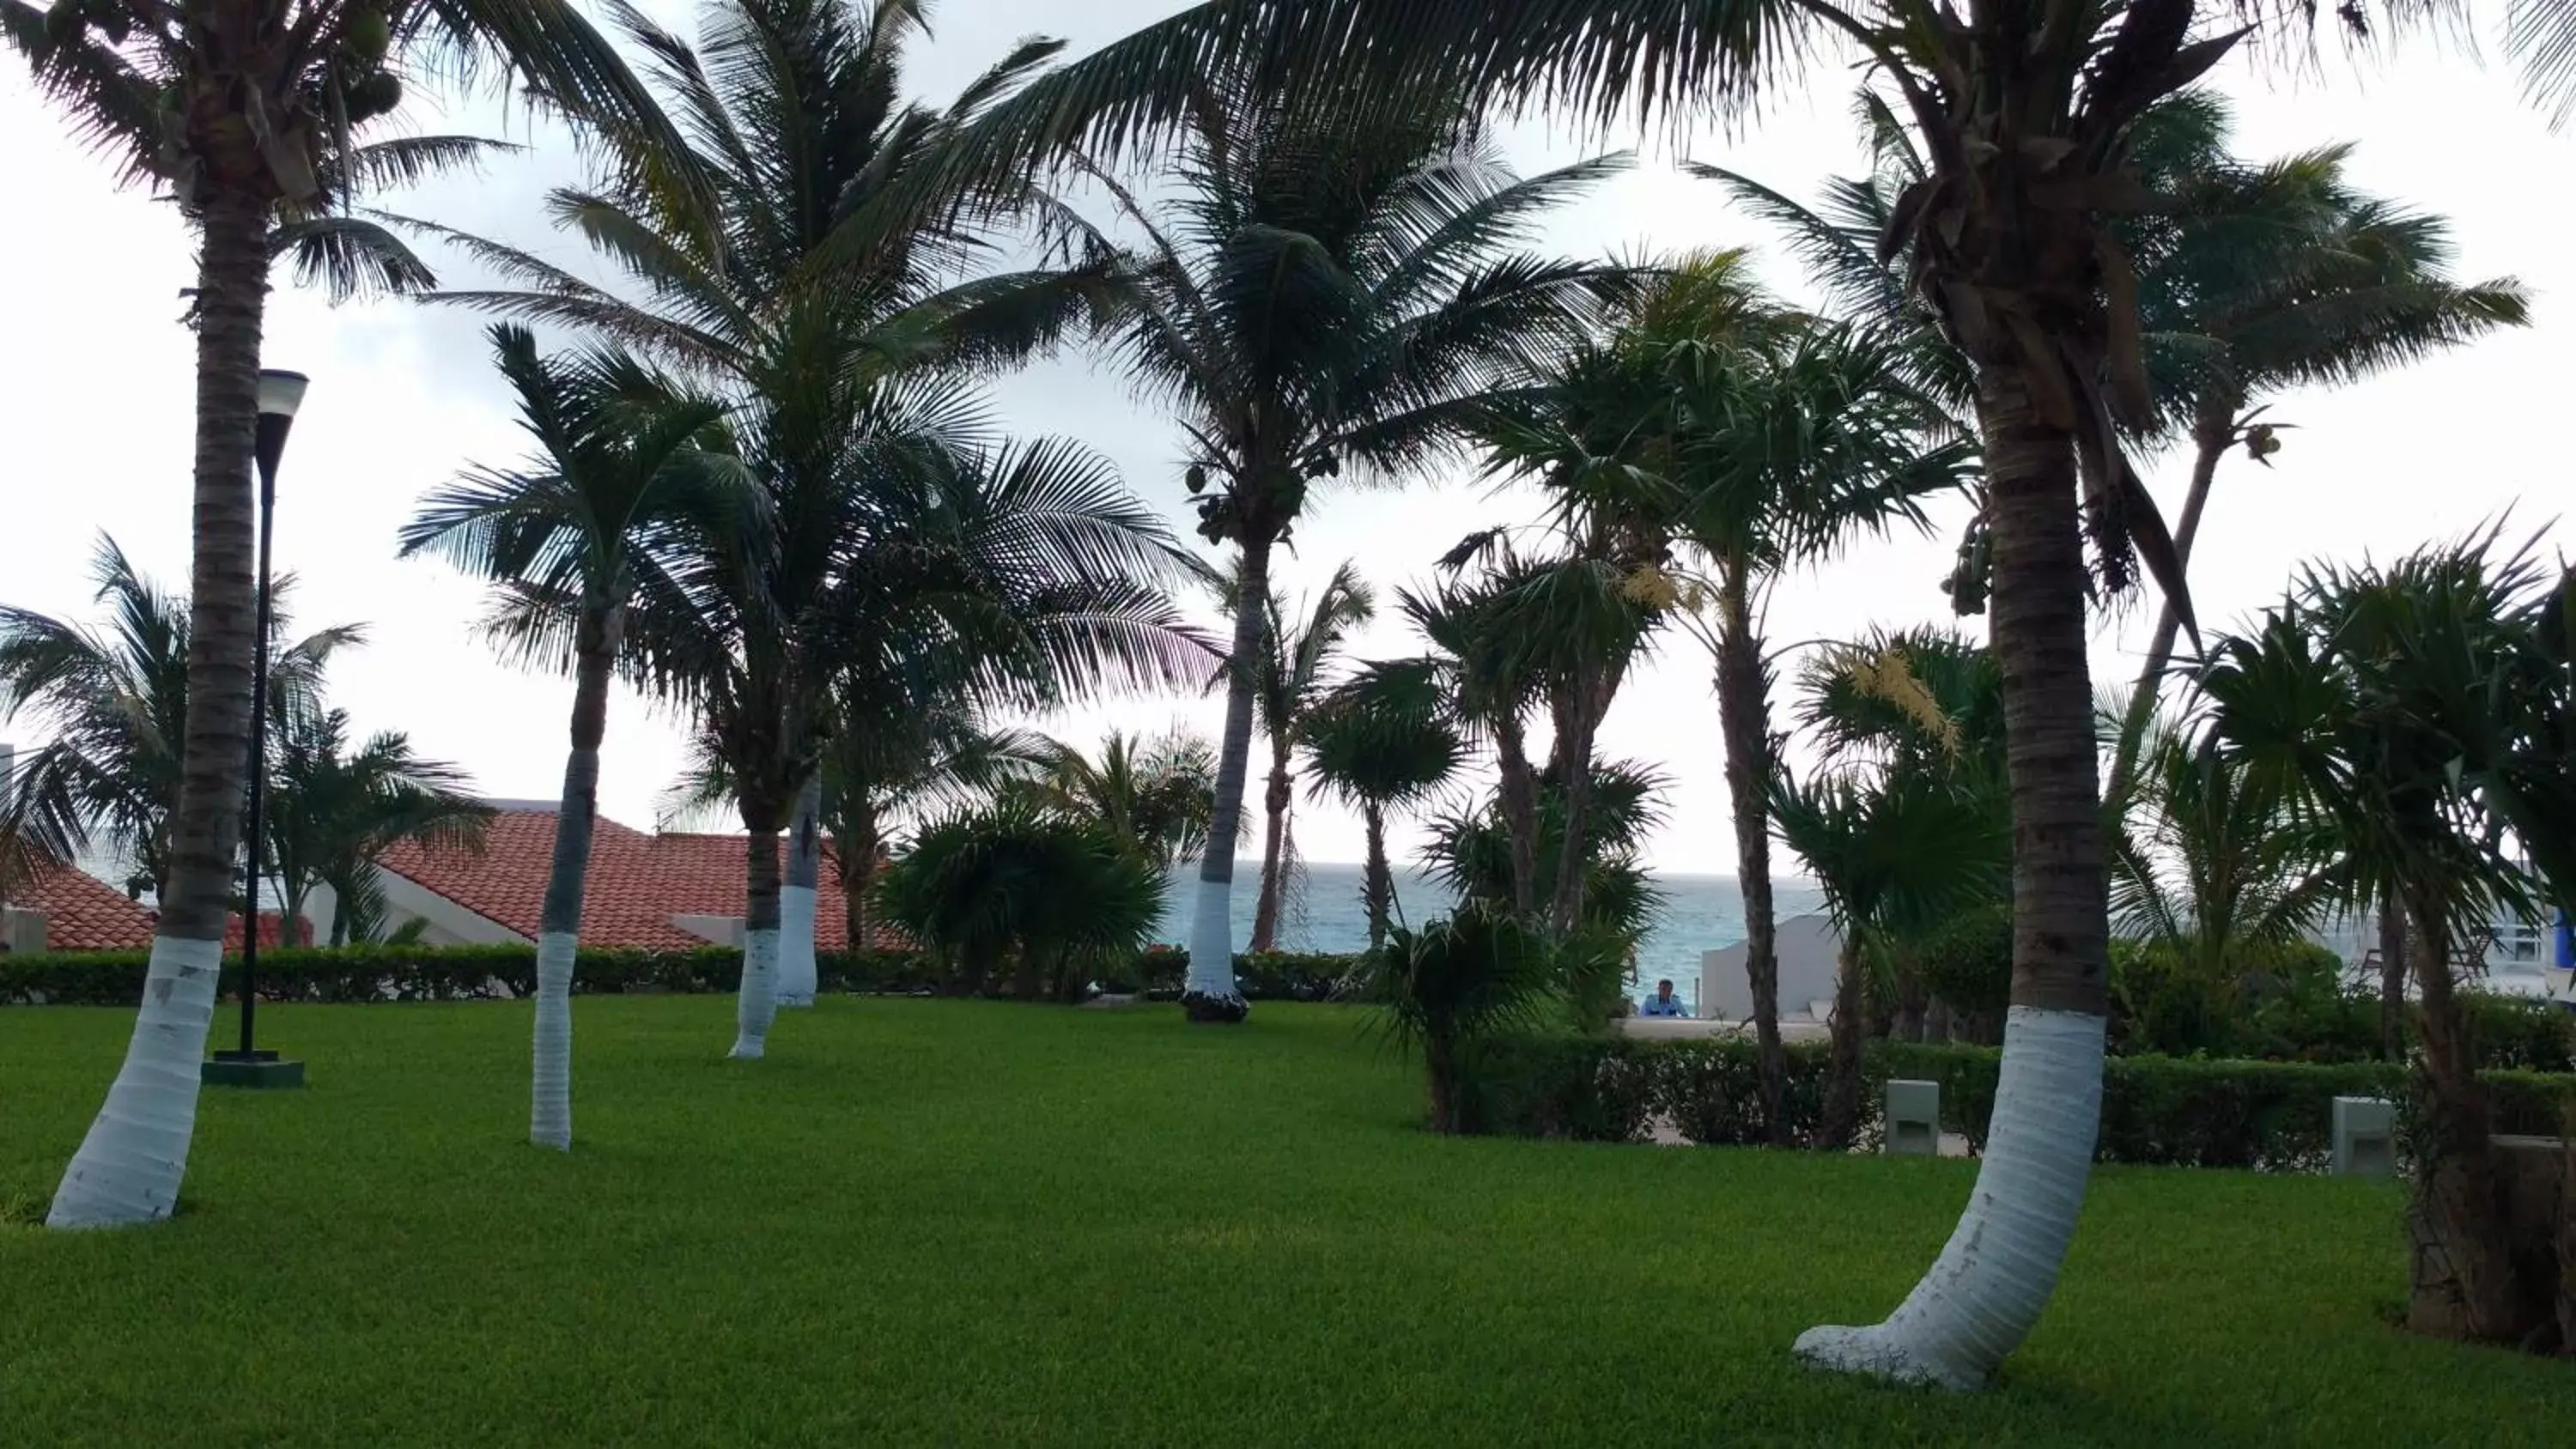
[3, 858, 157, 950]
[377, 809, 902, 951]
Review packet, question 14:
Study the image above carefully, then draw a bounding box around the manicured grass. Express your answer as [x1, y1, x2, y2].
[0, 999, 2559, 1447]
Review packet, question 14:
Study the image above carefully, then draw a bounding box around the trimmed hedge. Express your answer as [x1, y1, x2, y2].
[0, 943, 1364, 1006]
[1455, 1032, 2576, 1172]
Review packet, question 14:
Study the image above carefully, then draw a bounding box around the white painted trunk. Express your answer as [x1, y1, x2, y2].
[1183, 876, 1239, 1000]
[1793, 1006, 2106, 1389]
[530, 931, 576, 1150]
[730, 927, 780, 1060]
[774, 885, 817, 1007]
[48, 936, 223, 1228]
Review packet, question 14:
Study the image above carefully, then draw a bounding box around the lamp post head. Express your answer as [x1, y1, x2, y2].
[252, 369, 308, 490]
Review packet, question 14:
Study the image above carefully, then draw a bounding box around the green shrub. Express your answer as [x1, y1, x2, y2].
[0, 943, 1363, 1006]
[1457, 1032, 2576, 1169]
[1451, 1034, 1656, 1142]
[1918, 903, 2010, 1036]
[2460, 993, 2576, 1072]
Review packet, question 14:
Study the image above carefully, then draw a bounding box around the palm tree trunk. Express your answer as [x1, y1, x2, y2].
[776, 774, 823, 1008]
[2377, 903, 2409, 1060]
[1250, 749, 1292, 951]
[1820, 937, 1868, 1150]
[1185, 535, 1270, 1022]
[1712, 560, 1787, 1143]
[531, 609, 616, 1150]
[2109, 407, 2232, 803]
[50, 185, 272, 1229]
[841, 803, 881, 954]
[1798, 363, 2111, 1390]
[731, 821, 784, 1059]
[1493, 713, 1540, 919]
[1362, 799, 1393, 953]
[1895, 949, 1929, 1043]
[1547, 662, 1607, 934]
[2402, 894, 2521, 1341]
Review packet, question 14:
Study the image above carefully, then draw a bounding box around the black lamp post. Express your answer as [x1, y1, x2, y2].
[206, 368, 308, 1089]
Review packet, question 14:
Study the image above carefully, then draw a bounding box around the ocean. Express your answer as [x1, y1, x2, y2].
[1156, 861, 1825, 1015]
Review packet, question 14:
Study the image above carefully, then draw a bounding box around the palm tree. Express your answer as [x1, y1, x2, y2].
[1397, 560, 1552, 919]
[259, 706, 489, 946]
[1369, 902, 1559, 1132]
[2198, 530, 2576, 1345]
[1775, 640, 2011, 1148]
[398, 322, 739, 1149]
[1015, 729, 1223, 875]
[1244, 561, 1374, 950]
[434, 0, 1196, 1057]
[813, 699, 1048, 955]
[7, 0, 688, 1230]
[1490, 252, 1974, 1136]
[1078, 61, 1627, 1021]
[0, 537, 359, 906]
[2108, 720, 2344, 996]
[877, 797, 1168, 1002]
[2101, 118, 2529, 796]
[1300, 658, 1463, 950]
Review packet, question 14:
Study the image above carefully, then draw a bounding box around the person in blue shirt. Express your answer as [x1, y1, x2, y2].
[1639, 979, 1689, 1018]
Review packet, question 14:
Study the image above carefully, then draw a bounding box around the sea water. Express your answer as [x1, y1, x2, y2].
[1156, 861, 1825, 1014]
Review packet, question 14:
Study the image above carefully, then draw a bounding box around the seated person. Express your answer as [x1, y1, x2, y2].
[1638, 979, 1689, 1018]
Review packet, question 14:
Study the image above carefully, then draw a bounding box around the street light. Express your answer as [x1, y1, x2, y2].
[205, 368, 308, 1089]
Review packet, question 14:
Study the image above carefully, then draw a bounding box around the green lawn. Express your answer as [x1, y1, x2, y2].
[0, 999, 2559, 1447]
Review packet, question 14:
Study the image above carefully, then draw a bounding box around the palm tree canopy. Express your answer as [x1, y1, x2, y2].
[2, 0, 695, 215]
[1242, 560, 1375, 746]
[263, 706, 490, 940]
[399, 323, 745, 650]
[1302, 658, 1464, 813]
[0, 536, 360, 891]
[1085, 56, 1633, 552]
[1012, 728, 1223, 871]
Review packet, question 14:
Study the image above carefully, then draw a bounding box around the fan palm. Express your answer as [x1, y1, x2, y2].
[1367, 902, 1560, 1132]
[7, 0, 690, 1229]
[1013, 729, 1223, 875]
[813, 700, 1048, 955]
[259, 706, 488, 948]
[1244, 561, 1374, 950]
[1078, 60, 1627, 1021]
[2198, 528, 2576, 1345]
[398, 321, 740, 1149]
[1, 537, 359, 906]
[1300, 658, 1463, 950]
[876, 798, 1167, 1001]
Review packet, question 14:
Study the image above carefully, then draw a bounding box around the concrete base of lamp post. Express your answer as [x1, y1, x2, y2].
[202, 1050, 305, 1088]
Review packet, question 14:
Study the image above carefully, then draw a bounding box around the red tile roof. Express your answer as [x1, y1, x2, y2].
[377, 808, 902, 951]
[3, 858, 157, 950]
[1, 858, 313, 952]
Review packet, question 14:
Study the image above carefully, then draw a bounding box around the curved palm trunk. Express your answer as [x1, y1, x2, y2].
[2402, 896, 2519, 1340]
[1799, 364, 2111, 1390]
[530, 610, 617, 1151]
[1360, 799, 1394, 952]
[1492, 715, 1541, 919]
[2109, 409, 2231, 800]
[2376, 900, 2408, 1060]
[1712, 561, 1787, 1143]
[50, 187, 271, 1229]
[1819, 936, 1868, 1150]
[1185, 536, 1271, 1022]
[1250, 749, 1292, 951]
[731, 825, 783, 1059]
[775, 774, 823, 1007]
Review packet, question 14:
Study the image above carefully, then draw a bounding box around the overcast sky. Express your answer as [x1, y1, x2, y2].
[3, 3, 2569, 876]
